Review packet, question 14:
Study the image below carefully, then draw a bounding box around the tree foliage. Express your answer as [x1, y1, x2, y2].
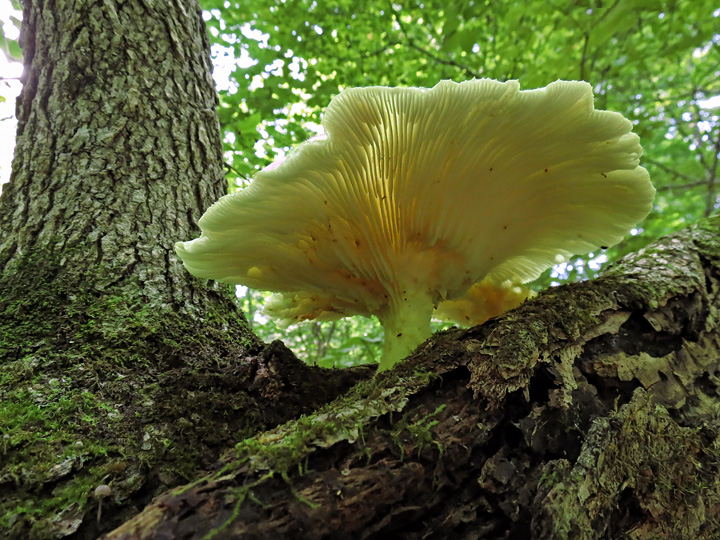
[201, 0, 719, 226]
[193, 0, 719, 365]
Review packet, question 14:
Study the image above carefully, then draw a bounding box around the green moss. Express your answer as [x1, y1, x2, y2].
[0, 247, 262, 538]
[397, 404, 447, 458]
[0, 382, 119, 532]
[0, 246, 256, 359]
[537, 390, 720, 537]
[201, 471, 275, 540]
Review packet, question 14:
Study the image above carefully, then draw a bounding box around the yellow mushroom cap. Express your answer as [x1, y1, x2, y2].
[176, 79, 655, 369]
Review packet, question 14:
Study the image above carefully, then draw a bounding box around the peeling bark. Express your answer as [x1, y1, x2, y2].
[105, 217, 720, 540]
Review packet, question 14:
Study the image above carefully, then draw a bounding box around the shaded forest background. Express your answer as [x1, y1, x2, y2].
[1, 0, 718, 367]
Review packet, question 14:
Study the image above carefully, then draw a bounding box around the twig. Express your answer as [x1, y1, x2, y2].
[656, 181, 708, 191]
[406, 42, 481, 78]
[223, 162, 247, 179]
[579, 32, 590, 80]
[645, 158, 697, 183]
[704, 131, 720, 216]
[389, 2, 481, 79]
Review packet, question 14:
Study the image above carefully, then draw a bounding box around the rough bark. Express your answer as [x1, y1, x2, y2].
[3, 0, 223, 308]
[0, 2, 371, 539]
[104, 216, 720, 540]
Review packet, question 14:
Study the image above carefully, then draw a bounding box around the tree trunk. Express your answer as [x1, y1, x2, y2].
[0, 3, 370, 539]
[104, 217, 720, 540]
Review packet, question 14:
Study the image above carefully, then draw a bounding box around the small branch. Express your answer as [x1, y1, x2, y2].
[366, 41, 400, 57]
[645, 158, 697, 183]
[579, 32, 590, 80]
[317, 321, 337, 360]
[405, 42, 481, 78]
[656, 181, 709, 191]
[245, 291, 254, 329]
[223, 162, 247, 180]
[389, 2, 481, 79]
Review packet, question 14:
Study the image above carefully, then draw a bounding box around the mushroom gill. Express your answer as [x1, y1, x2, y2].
[176, 79, 655, 371]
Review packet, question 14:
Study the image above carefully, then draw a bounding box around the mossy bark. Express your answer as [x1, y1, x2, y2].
[0, 2, 371, 539]
[105, 216, 720, 540]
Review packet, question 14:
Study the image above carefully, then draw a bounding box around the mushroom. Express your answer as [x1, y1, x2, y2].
[176, 79, 655, 371]
[434, 276, 537, 327]
[94, 484, 111, 524]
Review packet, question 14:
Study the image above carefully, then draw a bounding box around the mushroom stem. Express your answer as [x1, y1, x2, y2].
[378, 288, 434, 372]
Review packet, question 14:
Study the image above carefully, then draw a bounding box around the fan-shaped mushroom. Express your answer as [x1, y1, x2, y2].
[176, 79, 655, 371]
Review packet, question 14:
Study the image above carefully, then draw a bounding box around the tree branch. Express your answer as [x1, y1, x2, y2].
[579, 32, 590, 80]
[389, 2, 481, 79]
[103, 217, 720, 540]
[644, 158, 698, 183]
[656, 180, 711, 191]
[405, 42, 481, 78]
